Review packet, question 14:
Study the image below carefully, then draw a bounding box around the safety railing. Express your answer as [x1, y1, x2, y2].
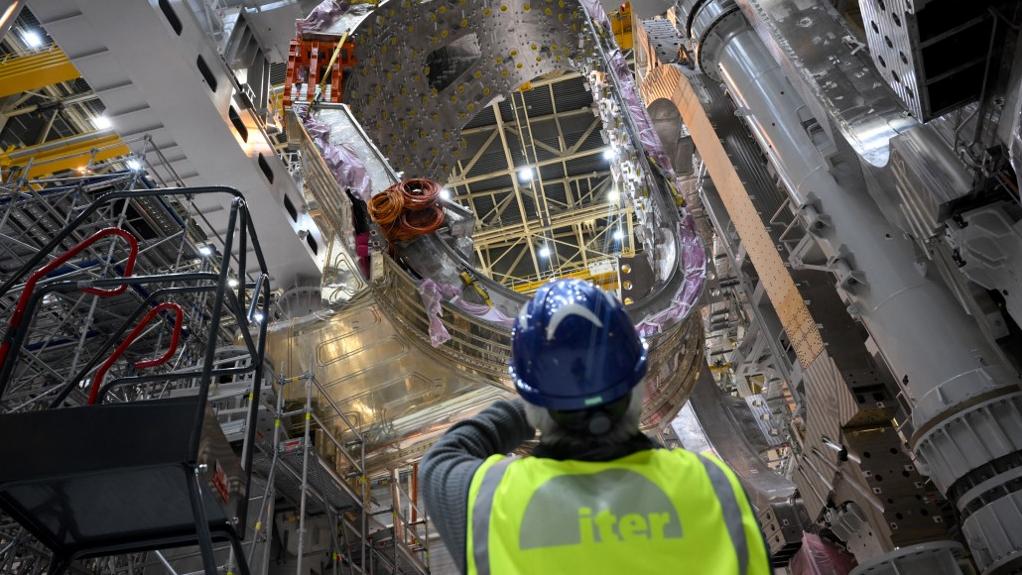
[0, 186, 271, 542]
[387, 466, 430, 573]
[248, 372, 371, 574]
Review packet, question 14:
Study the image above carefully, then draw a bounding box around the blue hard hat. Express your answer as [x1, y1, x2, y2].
[510, 279, 648, 410]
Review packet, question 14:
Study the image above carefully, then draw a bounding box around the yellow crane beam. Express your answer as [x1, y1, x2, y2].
[1, 131, 129, 178]
[0, 47, 80, 98]
[510, 269, 618, 295]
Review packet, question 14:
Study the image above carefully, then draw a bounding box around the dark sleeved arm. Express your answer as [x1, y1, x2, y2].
[419, 399, 534, 573]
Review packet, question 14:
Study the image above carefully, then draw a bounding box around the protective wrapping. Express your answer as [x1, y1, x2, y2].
[635, 214, 707, 337]
[578, 0, 611, 34]
[578, 0, 675, 179]
[296, 0, 350, 34]
[609, 49, 674, 175]
[577, 0, 707, 336]
[452, 296, 516, 327]
[789, 532, 857, 575]
[418, 279, 460, 347]
[304, 116, 372, 202]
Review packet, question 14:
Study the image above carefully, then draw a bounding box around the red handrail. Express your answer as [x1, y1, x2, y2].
[0, 227, 139, 370]
[87, 302, 184, 405]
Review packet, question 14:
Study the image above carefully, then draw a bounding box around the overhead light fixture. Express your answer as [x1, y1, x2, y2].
[252, 312, 265, 324]
[613, 228, 625, 241]
[607, 189, 620, 203]
[228, 278, 239, 288]
[603, 147, 616, 160]
[198, 244, 213, 257]
[21, 29, 43, 48]
[125, 157, 142, 171]
[20, 29, 42, 48]
[518, 166, 534, 182]
[538, 245, 551, 258]
[92, 115, 112, 130]
[440, 187, 452, 200]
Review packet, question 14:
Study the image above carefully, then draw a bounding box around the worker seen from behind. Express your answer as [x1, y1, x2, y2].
[420, 279, 770, 574]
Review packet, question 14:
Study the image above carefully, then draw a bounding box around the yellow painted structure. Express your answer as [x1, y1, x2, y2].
[511, 269, 618, 295]
[1, 132, 130, 178]
[0, 47, 79, 98]
[610, 1, 633, 51]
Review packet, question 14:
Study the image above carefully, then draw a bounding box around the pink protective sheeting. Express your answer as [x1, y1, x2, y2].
[577, 0, 675, 178]
[453, 296, 516, 327]
[420, 278, 518, 334]
[304, 116, 373, 202]
[296, 0, 350, 34]
[635, 213, 707, 337]
[789, 533, 857, 575]
[418, 279, 461, 347]
[573, 1, 707, 334]
[578, 0, 612, 34]
[609, 49, 674, 175]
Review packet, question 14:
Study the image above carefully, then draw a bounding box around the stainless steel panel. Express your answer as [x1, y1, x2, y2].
[268, 254, 703, 471]
[731, 0, 917, 166]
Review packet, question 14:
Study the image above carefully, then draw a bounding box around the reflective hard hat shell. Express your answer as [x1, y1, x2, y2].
[510, 279, 647, 410]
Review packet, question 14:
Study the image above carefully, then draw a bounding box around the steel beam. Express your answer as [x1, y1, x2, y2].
[0, 47, 79, 98]
[0, 130, 129, 177]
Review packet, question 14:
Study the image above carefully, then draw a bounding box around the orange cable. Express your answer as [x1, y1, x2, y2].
[369, 178, 446, 243]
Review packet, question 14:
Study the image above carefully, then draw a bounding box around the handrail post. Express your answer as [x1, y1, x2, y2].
[296, 373, 313, 575]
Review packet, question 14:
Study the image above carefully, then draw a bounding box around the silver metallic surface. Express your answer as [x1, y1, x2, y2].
[702, 8, 1021, 570]
[856, 0, 923, 119]
[946, 203, 1022, 326]
[888, 125, 973, 243]
[30, 0, 323, 285]
[688, 0, 741, 80]
[274, 0, 713, 464]
[689, 369, 797, 509]
[850, 541, 968, 575]
[711, 10, 1014, 432]
[688, 0, 918, 167]
[343, 0, 590, 179]
[1012, 74, 1022, 198]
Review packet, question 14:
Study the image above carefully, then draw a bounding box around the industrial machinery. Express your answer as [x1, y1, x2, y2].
[638, 0, 1022, 572]
[0, 0, 1020, 573]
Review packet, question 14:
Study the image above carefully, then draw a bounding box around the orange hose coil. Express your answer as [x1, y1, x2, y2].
[368, 178, 445, 242]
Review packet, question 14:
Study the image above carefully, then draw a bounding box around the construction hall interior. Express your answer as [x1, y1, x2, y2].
[0, 0, 1021, 573]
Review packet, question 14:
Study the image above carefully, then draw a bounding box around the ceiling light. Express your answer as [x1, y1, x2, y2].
[607, 190, 620, 203]
[538, 245, 551, 258]
[125, 157, 142, 171]
[21, 29, 43, 48]
[198, 244, 213, 256]
[518, 166, 534, 182]
[92, 115, 112, 130]
[252, 312, 265, 324]
[603, 147, 616, 160]
[440, 187, 452, 200]
[613, 229, 625, 241]
[228, 278, 239, 288]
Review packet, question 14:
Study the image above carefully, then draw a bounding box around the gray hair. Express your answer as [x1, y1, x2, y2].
[524, 386, 645, 448]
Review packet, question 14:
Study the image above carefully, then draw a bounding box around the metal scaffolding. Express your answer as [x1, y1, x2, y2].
[227, 371, 429, 575]
[0, 165, 274, 574]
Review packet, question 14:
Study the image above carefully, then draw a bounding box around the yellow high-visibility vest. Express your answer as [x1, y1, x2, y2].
[465, 448, 770, 574]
